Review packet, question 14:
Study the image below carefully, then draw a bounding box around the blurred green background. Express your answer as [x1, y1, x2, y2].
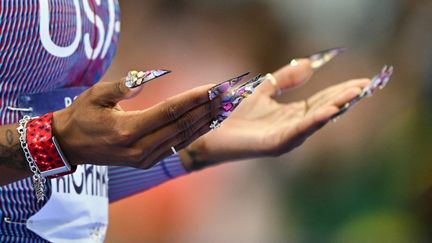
[106, 0, 432, 242]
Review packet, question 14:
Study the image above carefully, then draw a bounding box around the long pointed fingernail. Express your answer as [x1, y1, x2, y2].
[210, 74, 265, 130]
[360, 65, 394, 98]
[291, 47, 346, 70]
[208, 72, 250, 101]
[330, 65, 394, 121]
[221, 74, 263, 103]
[125, 69, 171, 88]
[236, 74, 264, 89]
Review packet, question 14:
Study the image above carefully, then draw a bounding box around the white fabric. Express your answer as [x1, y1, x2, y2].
[26, 165, 109, 243]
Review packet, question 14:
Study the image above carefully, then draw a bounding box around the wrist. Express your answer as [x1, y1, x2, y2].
[52, 110, 80, 166]
[180, 139, 218, 172]
[24, 113, 77, 178]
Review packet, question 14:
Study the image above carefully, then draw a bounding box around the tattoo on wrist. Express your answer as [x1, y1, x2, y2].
[6, 130, 13, 145]
[186, 149, 209, 171]
[0, 129, 26, 170]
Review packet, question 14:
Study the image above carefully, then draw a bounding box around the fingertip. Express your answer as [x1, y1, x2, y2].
[329, 87, 361, 109]
[345, 86, 362, 98]
[346, 78, 371, 88]
[292, 58, 313, 69]
[126, 84, 144, 99]
[275, 58, 313, 77]
[359, 78, 371, 89]
[273, 59, 314, 90]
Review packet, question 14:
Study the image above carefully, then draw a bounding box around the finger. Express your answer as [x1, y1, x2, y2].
[256, 59, 314, 96]
[87, 78, 136, 107]
[131, 101, 216, 150]
[308, 79, 370, 110]
[122, 84, 217, 135]
[331, 87, 363, 108]
[171, 124, 209, 153]
[303, 87, 363, 130]
[328, 86, 371, 120]
[138, 121, 211, 169]
[88, 70, 171, 107]
[208, 72, 250, 100]
[309, 79, 369, 105]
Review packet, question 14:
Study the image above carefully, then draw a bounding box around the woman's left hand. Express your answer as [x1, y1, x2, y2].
[181, 60, 370, 170]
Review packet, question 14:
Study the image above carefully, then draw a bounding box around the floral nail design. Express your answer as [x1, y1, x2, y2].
[210, 74, 265, 129]
[208, 72, 250, 101]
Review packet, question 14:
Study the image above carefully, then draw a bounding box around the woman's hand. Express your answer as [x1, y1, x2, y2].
[52, 74, 221, 169]
[182, 60, 370, 170]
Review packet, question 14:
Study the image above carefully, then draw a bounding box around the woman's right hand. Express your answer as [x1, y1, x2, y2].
[52, 75, 221, 169]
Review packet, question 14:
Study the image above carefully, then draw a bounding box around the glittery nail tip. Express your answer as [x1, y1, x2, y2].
[210, 120, 221, 130]
[208, 72, 251, 101]
[237, 74, 264, 89]
[361, 65, 394, 98]
[213, 74, 266, 126]
[330, 65, 394, 121]
[309, 47, 346, 70]
[125, 69, 172, 88]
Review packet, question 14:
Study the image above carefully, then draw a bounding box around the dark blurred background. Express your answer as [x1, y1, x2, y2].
[105, 0, 432, 242]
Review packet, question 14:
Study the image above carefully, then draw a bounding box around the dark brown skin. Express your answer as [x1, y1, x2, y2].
[0, 124, 33, 185]
[1, 60, 370, 186]
[0, 79, 221, 186]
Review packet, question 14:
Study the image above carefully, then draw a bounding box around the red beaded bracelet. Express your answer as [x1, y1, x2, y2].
[26, 113, 76, 179]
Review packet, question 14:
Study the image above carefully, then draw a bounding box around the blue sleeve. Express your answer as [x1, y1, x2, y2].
[108, 155, 188, 203]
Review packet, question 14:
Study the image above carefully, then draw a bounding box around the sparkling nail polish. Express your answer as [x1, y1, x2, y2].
[290, 47, 346, 70]
[330, 65, 394, 121]
[361, 65, 394, 98]
[125, 69, 171, 88]
[309, 47, 346, 70]
[210, 74, 266, 130]
[208, 72, 250, 101]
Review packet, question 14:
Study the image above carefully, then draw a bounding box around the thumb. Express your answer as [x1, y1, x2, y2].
[89, 70, 171, 107]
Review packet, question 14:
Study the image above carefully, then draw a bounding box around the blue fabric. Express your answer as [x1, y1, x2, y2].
[0, 1, 188, 240]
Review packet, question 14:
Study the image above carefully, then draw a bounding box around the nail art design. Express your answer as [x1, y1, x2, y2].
[305, 47, 346, 70]
[125, 69, 171, 88]
[331, 65, 394, 121]
[210, 74, 265, 129]
[221, 74, 263, 102]
[208, 72, 250, 101]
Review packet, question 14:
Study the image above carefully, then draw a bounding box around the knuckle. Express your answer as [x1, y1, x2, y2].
[84, 86, 96, 101]
[114, 80, 127, 95]
[127, 148, 144, 164]
[192, 94, 204, 106]
[176, 113, 194, 131]
[163, 102, 180, 121]
[114, 128, 134, 144]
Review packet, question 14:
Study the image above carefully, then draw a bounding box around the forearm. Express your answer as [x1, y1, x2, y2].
[0, 124, 32, 186]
